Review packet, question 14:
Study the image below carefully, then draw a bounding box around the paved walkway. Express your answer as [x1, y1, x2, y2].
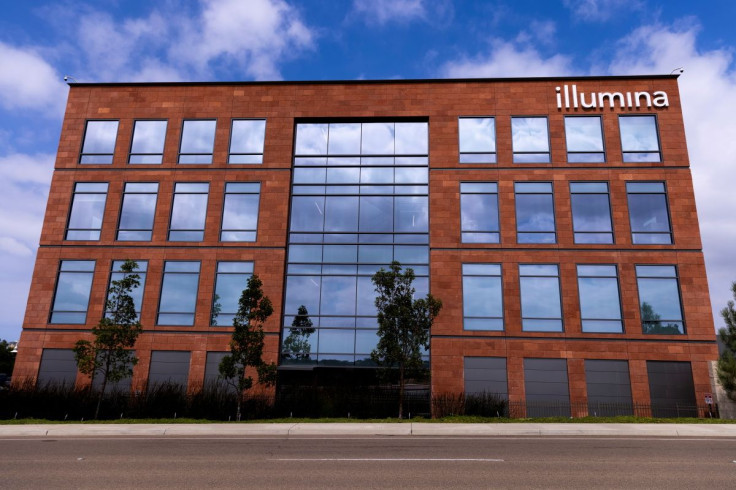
[1, 423, 735, 437]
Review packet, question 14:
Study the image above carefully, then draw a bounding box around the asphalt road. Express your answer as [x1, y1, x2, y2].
[0, 435, 734, 489]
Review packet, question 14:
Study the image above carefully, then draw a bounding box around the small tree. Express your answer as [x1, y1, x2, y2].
[717, 282, 736, 401]
[282, 305, 315, 361]
[0, 339, 15, 375]
[73, 259, 142, 419]
[371, 261, 442, 419]
[219, 274, 277, 421]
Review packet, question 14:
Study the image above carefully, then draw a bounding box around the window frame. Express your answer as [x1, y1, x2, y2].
[128, 119, 168, 164]
[65, 182, 109, 241]
[625, 181, 673, 245]
[105, 260, 148, 320]
[619, 114, 662, 163]
[576, 264, 624, 333]
[177, 119, 217, 164]
[564, 115, 606, 163]
[518, 263, 564, 332]
[461, 263, 504, 331]
[211, 261, 255, 327]
[220, 182, 261, 242]
[635, 264, 686, 335]
[460, 182, 500, 243]
[79, 119, 119, 164]
[458, 116, 497, 164]
[514, 181, 557, 244]
[49, 260, 96, 324]
[228, 118, 266, 164]
[511, 116, 551, 163]
[569, 181, 614, 244]
[167, 182, 210, 242]
[116, 182, 159, 241]
[156, 260, 201, 326]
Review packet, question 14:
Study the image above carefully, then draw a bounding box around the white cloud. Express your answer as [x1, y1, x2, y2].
[71, 0, 314, 82]
[0, 42, 67, 115]
[563, 0, 644, 22]
[440, 39, 575, 78]
[607, 20, 736, 330]
[352, 0, 427, 24]
[0, 153, 54, 341]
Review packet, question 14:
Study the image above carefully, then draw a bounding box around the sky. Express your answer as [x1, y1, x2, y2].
[1, 0, 735, 341]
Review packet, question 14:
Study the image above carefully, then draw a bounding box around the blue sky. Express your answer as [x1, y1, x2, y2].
[1, 0, 735, 341]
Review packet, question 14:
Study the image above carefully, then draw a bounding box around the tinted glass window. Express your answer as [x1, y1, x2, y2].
[50, 260, 95, 324]
[512, 117, 549, 163]
[459, 117, 496, 163]
[577, 265, 622, 333]
[229, 119, 266, 164]
[570, 182, 613, 244]
[117, 183, 158, 241]
[211, 262, 253, 326]
[81, 120, 118, 164]
[519, 264, 562, 332]
[620, 115, 661, 162]
[158, 261, 200, 326]
[221, 182, 260, 241]
[626, 182, 672, 244]
[461, 182, 499, 243]
[129, 120, 167, 164]
[179, 120, 216, 164]
[636, 265, 684, 334]
[106, 260, 147, 319]
[66, 182, 108, 240]
[515, 182, 555, 243]
[169, 183, 209, 241]
[565, 116, 604, 163]
[462, 264, 503, 331]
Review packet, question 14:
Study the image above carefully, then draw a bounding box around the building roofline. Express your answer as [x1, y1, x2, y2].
[66, 74, 681, 87]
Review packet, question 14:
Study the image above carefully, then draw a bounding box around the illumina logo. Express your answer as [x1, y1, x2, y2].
[556, 84, 669, 110]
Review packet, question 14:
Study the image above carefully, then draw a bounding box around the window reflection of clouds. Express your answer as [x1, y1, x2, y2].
[170, 188, 208, 240]
[180, 120, 216, 153]
[361, 122, 395, 154]
[577, 265, 622, 333]
[82, 121, 118, 156]
[627, 183, 671, 244]
[328, 123, 361, 155]
[520, 265, 562, 332]
[230, 119, 266, 154]
[516, 194, 555, 231]
[212, 262, 253, 326]
[512, 117, 549, 152]
[51, 261, 95, 323]
[130, 120, 167, 163]
[620, 116, 661, 162]
[158, 261, 200, 326]
[459, 117, 495, 152]
[295, 124, 328, 155]
[565, 117, 603, 151]
[570, 183, 613, 244]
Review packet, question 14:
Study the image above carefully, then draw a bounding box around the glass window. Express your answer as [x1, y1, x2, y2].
[328, 123, 361, 155]
[512, 117, 550, 163]
[577, 265, 622, 333]
[626, 182, 672, 244]
[80, 120, 118, 164]
[169, 183, 209, 241]
[570, 182, 613, 244]
[117, 183, 158, 241]
[619, 115, 661, 162]
[106, 260, 147, 319]
[636, 265, 684, 334]
[157, 261, 200, 326]
[290, 196, 325, 232]
[520, 264, 562, 332]
[129, 120, 167, 164]
[66, 182, 108, 240]
[459, 117, 496, 163]
[178, 120, 216, 164]
[221, 183, 260, 241]
[461, 182, 499, 243]
[50, 260, 95, 324]
[211, 262, 254, 326]
[565, 116, 604, 163]
[462, 264, 503, 330]
[229, 119, 266, 164]
[515, 182, 555, 243]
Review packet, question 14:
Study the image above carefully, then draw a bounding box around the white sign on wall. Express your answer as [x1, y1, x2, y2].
[556, 84, 669, 110]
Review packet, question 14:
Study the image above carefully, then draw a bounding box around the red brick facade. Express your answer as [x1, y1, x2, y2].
[14, 76, 717, 413]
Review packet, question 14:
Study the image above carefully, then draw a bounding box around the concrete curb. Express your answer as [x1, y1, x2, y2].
[1, 423, 736, 438]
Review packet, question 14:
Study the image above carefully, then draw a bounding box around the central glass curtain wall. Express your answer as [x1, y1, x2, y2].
[282, 121, 430, 367]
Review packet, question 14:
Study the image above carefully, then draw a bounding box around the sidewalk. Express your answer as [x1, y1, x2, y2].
[1, 423, 735, 438]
